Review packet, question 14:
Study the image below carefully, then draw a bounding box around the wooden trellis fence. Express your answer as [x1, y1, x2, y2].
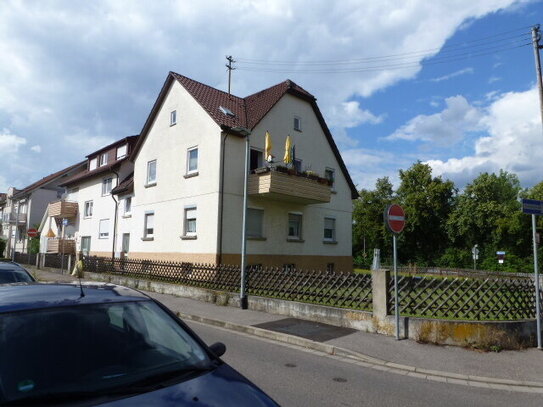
[388, 275, 537, 320]
[82, 256, 373, 311]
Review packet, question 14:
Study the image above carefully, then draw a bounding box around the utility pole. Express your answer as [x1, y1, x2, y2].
[533, 25, 543, 136]
[225, 56, 236, 96]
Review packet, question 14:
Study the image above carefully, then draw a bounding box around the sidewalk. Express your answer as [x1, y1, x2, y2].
[31, 267, 543, 392]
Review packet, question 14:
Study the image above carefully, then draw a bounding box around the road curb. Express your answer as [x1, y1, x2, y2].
[178, 312, 543, 393]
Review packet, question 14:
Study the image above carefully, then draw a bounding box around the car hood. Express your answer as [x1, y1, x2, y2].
[98, 363, 278, 407]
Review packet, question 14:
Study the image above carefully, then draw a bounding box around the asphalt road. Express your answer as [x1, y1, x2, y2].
[187, 321, 541, 407]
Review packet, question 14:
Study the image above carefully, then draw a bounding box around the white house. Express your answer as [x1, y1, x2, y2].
[39, 136, 137, 257]
[2, 163, 86, 257]
[128, 72, 358, 271]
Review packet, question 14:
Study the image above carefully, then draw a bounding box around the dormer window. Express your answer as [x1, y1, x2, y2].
[116, 144, 127, 159]
[99, 153, 108, 167]
[170, 110, 177, 126]
[294, 116, 302, 132]
[89, 158, 97, 171]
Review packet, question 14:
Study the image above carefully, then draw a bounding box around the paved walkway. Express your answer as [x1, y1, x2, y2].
[30, 267, 543, 392]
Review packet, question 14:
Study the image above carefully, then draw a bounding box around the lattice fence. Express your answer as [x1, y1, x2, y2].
[387, 275, 537, 320]
[82, 256, 373, 311]
[14, 252, 38, 266]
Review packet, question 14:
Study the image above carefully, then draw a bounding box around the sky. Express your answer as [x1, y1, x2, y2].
[1, 0, 542, 192]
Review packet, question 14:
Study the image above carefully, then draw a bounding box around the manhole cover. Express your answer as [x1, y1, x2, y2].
[333, 377, 348, 383]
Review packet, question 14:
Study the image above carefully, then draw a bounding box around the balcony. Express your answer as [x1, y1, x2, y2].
[5, 212, 26, 225]
[48, 200, 78, 218]
[46, 238, 76, 254]
[248, 167, 331, 205]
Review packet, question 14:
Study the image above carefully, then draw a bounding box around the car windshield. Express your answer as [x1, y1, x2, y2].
[0, 300, 212, 404]
[0, 269, 34, 284]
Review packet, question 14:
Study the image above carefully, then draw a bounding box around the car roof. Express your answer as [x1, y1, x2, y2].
[0, 261, 26, 270]
[0, 283, 150, 313]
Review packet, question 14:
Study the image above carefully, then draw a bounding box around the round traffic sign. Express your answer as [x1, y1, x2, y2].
[385, 204, 406, 234]
[27, 228, 39, 238]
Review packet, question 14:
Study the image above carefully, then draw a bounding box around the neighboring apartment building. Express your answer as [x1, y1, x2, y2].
[128, 72, 358, 271]
[39, 136, 138, 257]
[2, 163, 86, 257]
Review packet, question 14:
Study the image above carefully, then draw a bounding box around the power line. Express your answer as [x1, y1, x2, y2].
[236, 42, 531, 74]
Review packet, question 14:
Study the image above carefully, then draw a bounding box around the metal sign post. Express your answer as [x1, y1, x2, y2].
[472, 245, 479, 270]
[385, 204, 406, 340]
[521, 198, 543, 349]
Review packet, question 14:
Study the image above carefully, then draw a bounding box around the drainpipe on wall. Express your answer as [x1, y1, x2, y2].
[11, 202, 21, 261]
[217, 130, 230, 265]
[110, 169, 120, 259]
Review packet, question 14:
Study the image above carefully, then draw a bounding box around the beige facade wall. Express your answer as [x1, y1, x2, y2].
[126, 251, 218, 264]
[130, 81, 222, 257]
[221, 253, 353, 272]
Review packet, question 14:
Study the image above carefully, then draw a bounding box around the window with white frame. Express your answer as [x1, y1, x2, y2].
[89, 158, 97, 171]
[325, 168, 335, 189]
[124, 197, 132, 216]
[184, 207, 197, 236]
[99, 153, 108, 167]
[102, 178, 113, 196]
[99, 219, 110, 239]
[84, 200, 93, 218]
[144, 212, 154, 238]
[294, 116, 302, 132]
[170, 110, 177, 126]
[116, 144, 128, 159]
[324, 217, 336, 241]
[288, 213, 302, 240]
[187, 147, 198, 174]
[147, 160, 157, 185]
[247, 208, 264, 238]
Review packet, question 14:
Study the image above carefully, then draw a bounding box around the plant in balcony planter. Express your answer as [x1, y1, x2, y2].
[287, 168, 297, 175]
[305, 170, 320, 180]
[275, 165, 289, 174]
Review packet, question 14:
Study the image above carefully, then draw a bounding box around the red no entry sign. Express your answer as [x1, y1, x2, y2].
[27, 228, 39, 238]
[385, 204, 406, 234]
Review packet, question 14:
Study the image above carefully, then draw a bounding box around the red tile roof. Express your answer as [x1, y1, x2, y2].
[130, 72, 358, 199]
[13, 161, 87, 200]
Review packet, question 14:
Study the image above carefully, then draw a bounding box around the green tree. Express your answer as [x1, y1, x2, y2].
[396, 162, 456, 265]
[447, 170, 530, 268]
[353, 177, 394, 267]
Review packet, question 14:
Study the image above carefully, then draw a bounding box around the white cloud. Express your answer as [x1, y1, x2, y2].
[386, 95, 483, 146]
[430, 67, 474, 82]
[0, 129, 26, 153]
[427, 87, 543, 186]
[30, 145, 41, 153]
[488, 76, 501, 84]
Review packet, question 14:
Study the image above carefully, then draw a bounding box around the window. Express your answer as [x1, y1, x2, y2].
[184, 207, 197, 236]
[288, 213, 302, 240]
[99, 153, 108, 167]
[147, 160, 157, 185]
[326, 263, 335, 272]
[325, 168, 335, 189]
[144, 212, 154, 239]
[84, 200, 93, 218]
[99, 219, 110, 239]
[294, 159, 302, 172]
[89, 158, 97, 171]
[324, 217, 336, 242]
[250, 149, 264, 171]
[170, 110, 177, 126]
[124, 197, 132, 216]
[116, 144, 128, 159]
[81, 236, 91, 255]
[122, 233, 130, 254]
[102, 178, 113, 196]
[187, 147, 198, 174]
[247, 208, 264, 238]
[294, 116, 302, 131]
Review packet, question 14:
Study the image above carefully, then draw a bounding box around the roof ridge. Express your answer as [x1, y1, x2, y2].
[170, 71, 245, 102]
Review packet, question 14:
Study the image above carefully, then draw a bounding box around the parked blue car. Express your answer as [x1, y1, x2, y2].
[0, 283, 279, 406]
[0, 261, 35, 284]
